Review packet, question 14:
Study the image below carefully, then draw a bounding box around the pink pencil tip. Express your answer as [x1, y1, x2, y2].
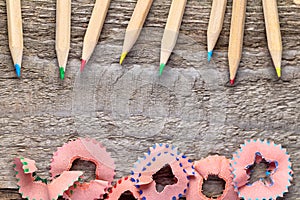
[230, 79, 235, 85]
[80, 60, 86, 72]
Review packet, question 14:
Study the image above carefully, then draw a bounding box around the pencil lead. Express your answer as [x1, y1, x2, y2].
[59, 67, 65, 80]
[159, 63, 166, 76]
[14, 64, 21, 78]
[119, 52, 127, 65]
[80, 59, 86, 72]
[230, 79, 235, 85]
[275, 67, 281, 78]
[208, 51, 213, 62]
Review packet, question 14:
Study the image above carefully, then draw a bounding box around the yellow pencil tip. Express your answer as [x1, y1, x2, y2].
[276, 67, 281, 78]
[120, 52, 127, 65]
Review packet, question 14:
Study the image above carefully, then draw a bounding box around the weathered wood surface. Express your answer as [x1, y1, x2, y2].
[0, 0, 299, 199]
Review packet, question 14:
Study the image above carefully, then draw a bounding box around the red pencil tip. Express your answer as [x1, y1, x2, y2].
[80, 60, 86, 72]
[230, 79, 235, 85]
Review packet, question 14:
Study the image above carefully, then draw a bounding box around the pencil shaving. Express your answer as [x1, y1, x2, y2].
[50, 138, 115, 200]
[131, 143, 194, 200]
[186, 155, 239, 200]
[50, 138, 115, 181]
[63, 180, 109, 200]
[106, 176, 140, 200]
[231, 139, 293, 200]
[19, 157, 37, 174]
[13, 157, 83, 200]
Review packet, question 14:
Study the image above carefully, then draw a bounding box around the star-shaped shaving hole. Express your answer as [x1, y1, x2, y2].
[245, 152, 278, 186]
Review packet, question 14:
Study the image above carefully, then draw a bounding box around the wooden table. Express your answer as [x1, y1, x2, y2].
[0, 0, 299, 199]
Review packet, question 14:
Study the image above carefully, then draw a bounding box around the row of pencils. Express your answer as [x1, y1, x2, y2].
[6, 0, 282, 85]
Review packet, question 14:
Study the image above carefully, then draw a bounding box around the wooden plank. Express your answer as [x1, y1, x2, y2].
[0, 0, 299, 199]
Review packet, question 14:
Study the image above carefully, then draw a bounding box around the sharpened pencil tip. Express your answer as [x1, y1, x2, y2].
[80, 60, 86, 72]
[59, 67, 65, 80]
[120, 52, 127, 65]
[14, 64, 21, 78]
[275, 67, 281, 78]
[208, 51, 213, 62]
[159, 63, 166, 76]
[230, 79, 235, 85]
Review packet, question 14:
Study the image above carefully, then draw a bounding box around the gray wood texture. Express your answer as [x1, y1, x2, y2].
[0, 0, 299, 199]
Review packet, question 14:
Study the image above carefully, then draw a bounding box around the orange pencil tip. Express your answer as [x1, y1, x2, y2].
[80, 60, 86, 72]
[230, 79, 235, 85]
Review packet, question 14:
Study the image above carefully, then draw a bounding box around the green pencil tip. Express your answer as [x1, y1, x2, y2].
[276, 67, 281, 78]
[159, 63, 166, 76]
[59, 67, 65, 80]
[120, 52, 127, 65]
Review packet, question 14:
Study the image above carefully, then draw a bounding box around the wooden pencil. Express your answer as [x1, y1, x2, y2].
[159, 0, 187, 75]
[262, 0, 282, 78]
[228, 0, 247, 85]
[56, 0, 71, 80]
[119, 0, 153, 65]
[207, 0, 227, 61]
[81, 0, 111, 71]
[6, 0, 23, 78]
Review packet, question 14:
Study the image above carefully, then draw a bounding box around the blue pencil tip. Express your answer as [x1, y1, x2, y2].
[14, 64, 21, 78]
[208, 51, 213, 62]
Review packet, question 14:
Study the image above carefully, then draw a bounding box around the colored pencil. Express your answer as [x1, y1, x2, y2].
[81, 0, 111, 71]
[262, 0, 282, 78]
[228, 0, 247, 85]
[6, 0, 23, 78]
[56, 0, 71, 80]
[207, 0, 227, 62]
[119, 0, 153, 65]
[159, 0, 187, 75]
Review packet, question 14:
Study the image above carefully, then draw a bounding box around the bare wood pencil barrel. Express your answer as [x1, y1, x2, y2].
[120, 0, 153, 64]
[6, 0, 23, 77]
[207, 0, 227, 61]
[228, 0, 247, 85]
[56, 0, 71, 80]
[160, 0, 187, 74]
[0, 0, 300, 199]
[262, 0, 282, 78]
[81, 0, 111, 71]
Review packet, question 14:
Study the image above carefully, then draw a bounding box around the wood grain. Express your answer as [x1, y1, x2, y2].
[0, 0, 300, 199]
